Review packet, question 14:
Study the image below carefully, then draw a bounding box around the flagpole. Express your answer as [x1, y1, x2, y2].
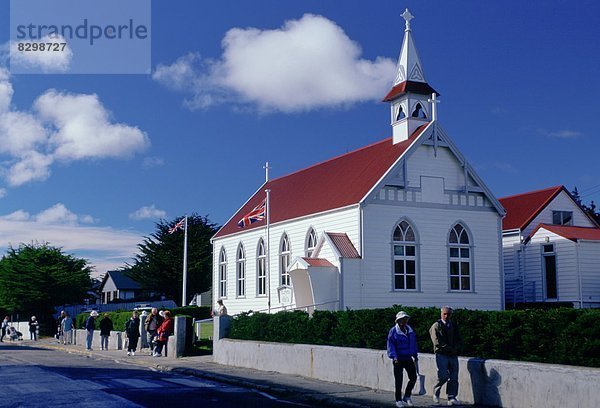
[266, 189, 271, 313]
[182, 216, 188, 306]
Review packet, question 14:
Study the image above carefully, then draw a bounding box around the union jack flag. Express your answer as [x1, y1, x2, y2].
[168, 217, 186, 234]
[237, 198, 266, 228]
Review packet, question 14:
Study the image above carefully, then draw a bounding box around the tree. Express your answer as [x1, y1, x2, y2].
[0, 243, 92, 317]
[571, 187, 600, 224]
[123, 214, 219, 306]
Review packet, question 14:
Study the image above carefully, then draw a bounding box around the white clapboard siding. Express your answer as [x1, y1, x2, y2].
[522, 191, 596, 238]
[502, 233, 523, 305]
[578, 240, 600, 306]
[212, 206, 360, 316]
[359, 202, 502, 311]
[406, 145, 466, 191]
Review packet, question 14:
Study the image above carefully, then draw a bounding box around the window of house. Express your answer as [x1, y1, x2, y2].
[280, 234, 291, 286]
[257, 239, 267, 296]
[113, 290, 118, 300]
[412, 103, 427, 119]
[306, 228, 317, 257]
[542, 244, 557, 299]
[449, 223, 472, 291]
[106, 292, 111, 303]
[236, 244, 246, 297]
[393, 220, 417, 290]
[552, 211, 573, 226]
[219, 248, 227, 298]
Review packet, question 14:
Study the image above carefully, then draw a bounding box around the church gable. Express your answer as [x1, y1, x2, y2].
[365, 124, 504, 214]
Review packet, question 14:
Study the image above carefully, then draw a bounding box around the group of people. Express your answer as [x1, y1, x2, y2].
[84, 308, 174, 357]
[1, 316, 23, 341]
[387, 305, 462, 407]
[55, 311, 75, 344]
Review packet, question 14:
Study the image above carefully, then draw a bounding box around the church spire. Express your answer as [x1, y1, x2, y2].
[384, 9, 438, 144]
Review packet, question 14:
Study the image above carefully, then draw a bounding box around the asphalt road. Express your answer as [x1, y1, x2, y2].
[0, 343, 311, 408]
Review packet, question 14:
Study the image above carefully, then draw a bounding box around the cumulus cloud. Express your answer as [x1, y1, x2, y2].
[142, 156, 165, 169]
[9, 35, 73, 73]
[129, 204, 167, 220]
[0, 204, 138, 274]
[0, 188, 6, 198]
[153, 14, 395, 112]
[0, 69, 150, 187]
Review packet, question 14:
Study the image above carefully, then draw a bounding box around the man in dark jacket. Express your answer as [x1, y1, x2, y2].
[125, 311, 141, 356]
[85, 311, 98, 350]
[429, 306, 462, 406]
[144, 308, 163, 355]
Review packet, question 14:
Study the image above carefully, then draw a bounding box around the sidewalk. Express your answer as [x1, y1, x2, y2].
[27, 337, 479, 408]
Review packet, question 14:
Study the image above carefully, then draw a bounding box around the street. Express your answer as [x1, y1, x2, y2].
[0, 343, 310, 408]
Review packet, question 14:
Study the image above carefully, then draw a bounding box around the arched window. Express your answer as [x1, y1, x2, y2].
[306, 228, 317, 257]
[393, 220, 418, 290]
[280, 234, 291, 286]
[219, 248, 227, 298]
[411, 103, 427, 119]
[257, 239, 267, 296]
[396, 105, 406, 121]
[236, 244, 246, 297]
[449, 223, 472, 291]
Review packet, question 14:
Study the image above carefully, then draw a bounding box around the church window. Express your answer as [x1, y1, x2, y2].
[393, 220, 418, 290]
[449, 223, 472, 291]
[552, 211, 572, 226]
[257, 239, 267, 296]
[396, 105, 406, 121]
[411, 103, 427, 119]
[236, 244, 246, 297]
[280, 234, 291, 286]
[306, 228, 317, 257]
[219, 248, 227, 298]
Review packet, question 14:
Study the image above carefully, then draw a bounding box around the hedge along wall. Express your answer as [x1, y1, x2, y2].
[228, 306, 600, 368]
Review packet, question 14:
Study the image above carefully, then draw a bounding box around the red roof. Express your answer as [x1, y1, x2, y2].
[326, 232, 360, 258]
[383, 80, 438, 102]
[499, 186, 565, 230]
[302, 258, 335, 267]
[214, 126, 428, 239]
[530, 224, 600, 242]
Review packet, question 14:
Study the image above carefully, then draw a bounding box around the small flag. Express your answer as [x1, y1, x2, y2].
[168, 218, 186, 234]
[237, 198, 266, 228]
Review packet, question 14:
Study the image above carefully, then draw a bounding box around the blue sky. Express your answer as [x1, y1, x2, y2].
[0, 0, 599, 275]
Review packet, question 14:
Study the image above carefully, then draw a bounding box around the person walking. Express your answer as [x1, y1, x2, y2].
[153, 310, 174, 357]
[28, 316, 39, 341]
[125, 311, 140, 356]
[144, 308, 163, 355]
[62, 312, 74, 345]
[387, 311, 419, 407]
[216, 299, 228, 316]
[56, 311, 66, 343]
[85, 311, 98, 350]
[430, 306, 462, 406]
[1, 316, 9, 342]
[99, 314, 113, 350]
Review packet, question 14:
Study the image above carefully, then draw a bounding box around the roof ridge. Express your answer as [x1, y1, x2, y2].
[267, 137, 392, 183]
[499, 185, 564, 201]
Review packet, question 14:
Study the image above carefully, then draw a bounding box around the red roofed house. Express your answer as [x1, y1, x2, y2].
[212, 11, 506, 315]
[500, 186, 600, 308]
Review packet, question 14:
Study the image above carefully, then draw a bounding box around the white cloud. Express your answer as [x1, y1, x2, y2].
[9, 35, 73, 73]
[35, 90, 150, 161]
[142, 156, 165, 169]
[153, 14, 396, 112]
[0, 73, 150, 187]
[537, 128, 582, 139]
[0, 204, 140, 274]
[129, 204, 167, 220]
[0, 188, 6, 198]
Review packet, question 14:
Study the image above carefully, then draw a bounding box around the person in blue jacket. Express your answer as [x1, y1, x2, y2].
[387, 311, 419, 407]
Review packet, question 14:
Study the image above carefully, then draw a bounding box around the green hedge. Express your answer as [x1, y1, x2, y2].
[228, 306, 600, 368]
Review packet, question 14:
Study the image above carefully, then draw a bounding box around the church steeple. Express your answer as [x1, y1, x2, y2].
[383, 9, 438, 144]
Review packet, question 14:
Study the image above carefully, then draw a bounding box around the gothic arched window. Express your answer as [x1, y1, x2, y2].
[306, 228, 317, 257]
[449, 223, 472, 291]
[280, 234, 291, 286]
[219, 248, 227, 298]
[393, 220, 418, 290]
[412, 103, 427, 119]
[236, 244, 246, 297]
[257, 239, 267, 296]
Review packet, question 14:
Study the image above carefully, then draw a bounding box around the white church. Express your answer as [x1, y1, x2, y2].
[211, 10, 506, 315]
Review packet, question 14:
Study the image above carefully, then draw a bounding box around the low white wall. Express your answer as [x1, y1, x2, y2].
[212, 318, 600, 408]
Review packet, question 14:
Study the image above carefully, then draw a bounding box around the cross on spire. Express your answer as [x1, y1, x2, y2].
[263, 161, 271, 182]
[428, 92, 440, 122]
[401, 9, 414, 31]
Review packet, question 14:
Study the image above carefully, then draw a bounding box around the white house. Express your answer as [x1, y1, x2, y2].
[211, 10, 506, 315]
[99, 270, 142, 304]
[500, 185, 600, 308]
